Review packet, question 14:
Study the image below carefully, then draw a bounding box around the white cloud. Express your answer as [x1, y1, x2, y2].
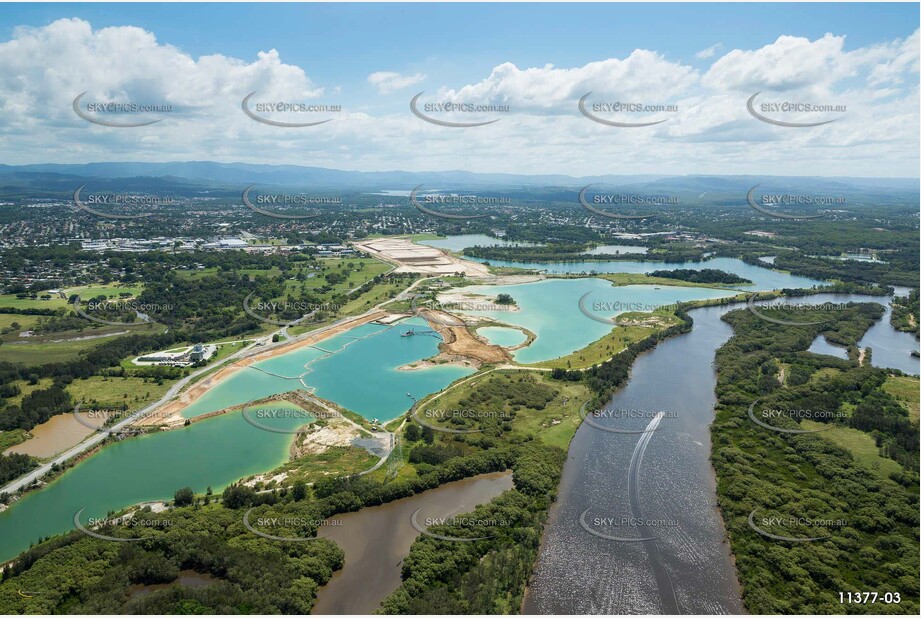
[441, 51, 697, 111]
[367, 71, 426, 94]
[0, 18, 916, 177]
[696, 44, 723, 60]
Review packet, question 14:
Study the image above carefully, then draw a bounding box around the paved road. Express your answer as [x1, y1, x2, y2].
[0, 336, 267, 495]
[1, 274, 430, 497]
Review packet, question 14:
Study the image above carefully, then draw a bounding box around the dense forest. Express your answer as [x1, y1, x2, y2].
[0, 452, 35, 485]
[647, 268, 751, 284]
[711, 304, 919, 613]
[463, 242, 711, 264]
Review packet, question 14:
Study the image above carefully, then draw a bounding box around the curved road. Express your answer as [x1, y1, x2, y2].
[1, 272, 432, 497]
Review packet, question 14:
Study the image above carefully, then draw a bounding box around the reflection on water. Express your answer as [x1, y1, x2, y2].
[526, 291, 918, 614]
[313, 471, 514, 614]
[182, 318, 472, 421]
[468, 255, 826, 292]
[477, 326, 527, 347]
[461, 279, 736, 364]
[857, 298, 919, 375]
[798, 292, 919, 375]
[525, 303, 744, 614]
[585, 244, 648, 255]
[808, 335, 849, 360]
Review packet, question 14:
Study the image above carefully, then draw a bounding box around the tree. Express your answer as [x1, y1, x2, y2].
[173, 486, 194, 506]
[421, 425, 435, 444]
[292, 480, 307, 502]
[405, 423, 421, 441]
[495, 293, 515, 305]
[222, 484, 255, 509]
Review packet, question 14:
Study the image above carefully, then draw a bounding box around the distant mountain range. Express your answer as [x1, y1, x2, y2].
[0, 161, 917, 194]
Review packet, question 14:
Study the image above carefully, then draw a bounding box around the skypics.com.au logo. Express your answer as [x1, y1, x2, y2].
[242, 92, 341, 127]
[72, 93, 172, 127]
[578, 92, 678, 128]
[410, 92, 509, 127]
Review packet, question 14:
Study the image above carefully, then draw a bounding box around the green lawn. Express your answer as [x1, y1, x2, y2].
[174, 267, 219, 280]
[67, 375, 172, 409]
[70, 284, 144, 299]
[801, 420, 903, 480]
[0, 314, 39, 331]
[0, 322, 161, 365]
[882, 375, 920, 424]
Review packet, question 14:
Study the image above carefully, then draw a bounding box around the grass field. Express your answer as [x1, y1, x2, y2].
[0, 314, 39, 331]
[809, 367, 843, 383]
[801, 419, 903, 480]
[882, 375, 920, 424]
[0, 284, 143, 310]
[414, 369, 592, 451]
[66, 375, 172, 409]
[0, 322, 162, 365]
[0, 428, 29, 452]
[593, 272, 746, 290]
[272, 445, 379, 486]
[1, 378, 53, 407]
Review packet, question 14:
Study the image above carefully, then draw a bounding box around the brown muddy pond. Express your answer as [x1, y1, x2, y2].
[312, 470, 514, 615]
[4, 411, 106, 458]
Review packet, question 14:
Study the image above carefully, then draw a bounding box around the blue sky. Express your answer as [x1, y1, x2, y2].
[0, 3, 918, 176]
[3, 3, 917, 109]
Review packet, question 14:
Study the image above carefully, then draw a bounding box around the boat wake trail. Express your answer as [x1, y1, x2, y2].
[627, 411, 681, 614]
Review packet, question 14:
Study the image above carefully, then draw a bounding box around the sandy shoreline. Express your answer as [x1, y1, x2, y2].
[137, 311, 388, 426]
[135, 242, 543, 427]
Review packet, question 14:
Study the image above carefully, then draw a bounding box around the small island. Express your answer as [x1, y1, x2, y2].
[647, 269, 752, 285]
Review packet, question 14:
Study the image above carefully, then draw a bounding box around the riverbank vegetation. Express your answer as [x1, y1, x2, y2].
[378, 371, 590, 613]
[891, 289, 919, 334]
[710, 303, 919, 614]
[0, 370, 591, 614]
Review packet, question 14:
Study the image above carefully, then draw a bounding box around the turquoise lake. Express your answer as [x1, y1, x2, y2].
[0, 250, 898, 563]
[0, 402, 310, 562]
[477, 326, 528, 347]
[182, 318, 472, 421]
[460, 279, 737, 364]
[0, 318, 472, 562]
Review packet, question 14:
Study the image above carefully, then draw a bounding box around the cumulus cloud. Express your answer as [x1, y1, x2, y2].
[440, 51, 697, 111]
[0, 18, 916, 177]
[367, 71, 426, 94]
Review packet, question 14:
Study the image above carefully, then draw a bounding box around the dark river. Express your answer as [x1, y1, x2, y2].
[524, 302, 744, 614]
[312, 471, 514, 614]
[524, 291, 917, 614]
